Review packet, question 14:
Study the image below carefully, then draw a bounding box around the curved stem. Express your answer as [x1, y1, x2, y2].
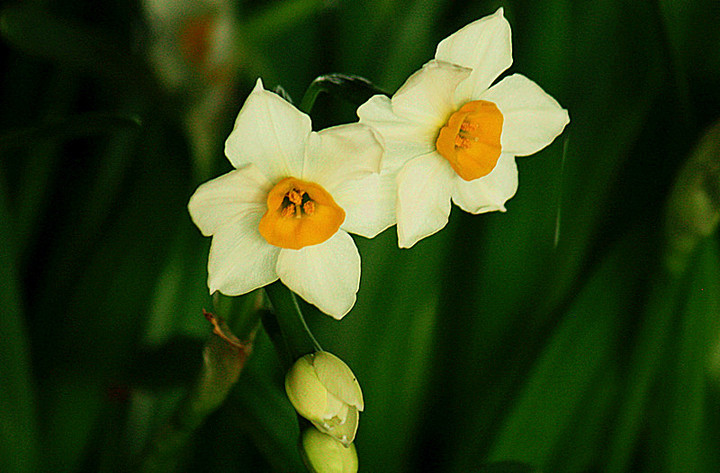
[264, 281, 322, 361]
[298, 73, 389, 114]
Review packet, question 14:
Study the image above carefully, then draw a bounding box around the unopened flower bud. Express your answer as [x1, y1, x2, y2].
[301, 428, 358, 473]
[285, 351, 364, 445]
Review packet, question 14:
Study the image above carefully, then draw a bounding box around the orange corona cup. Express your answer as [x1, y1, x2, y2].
[259, 178, 345, 250]
[436, 100, 503, 181]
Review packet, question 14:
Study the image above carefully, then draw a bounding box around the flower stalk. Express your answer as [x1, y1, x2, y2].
[299, 73, 388, 114]
[265, 280, 322, 362]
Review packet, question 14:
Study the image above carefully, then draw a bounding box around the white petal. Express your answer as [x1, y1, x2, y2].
[303, 123, 383, 192]
[276, 231, 360, 319]
[481, 74, 570, 156]
[435, 8, 512, 103]
[396, 152, 455, 248]
[392, 60, 471, 127]
[225, 78, 310, 181]
[207, 210, 280, 295]
[451, 153, 518, 213]
[188, 164, 273, 236]
[357, 94, 437, 171]
[334, 171, 397, 239]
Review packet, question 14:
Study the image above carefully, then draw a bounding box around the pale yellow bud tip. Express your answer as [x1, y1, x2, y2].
[301, 428, 358, 473]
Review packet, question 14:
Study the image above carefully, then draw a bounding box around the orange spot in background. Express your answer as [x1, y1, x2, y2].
[436, 100, 503, 181]
[179, 15, 214, 65]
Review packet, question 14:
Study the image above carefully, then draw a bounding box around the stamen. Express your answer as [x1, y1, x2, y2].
[303, 200, 316, 215]
[460, 121, 479, 132]
[287, 189, 303, 206]
[454, 136, 472, 149]
[281, 204, 296, 218]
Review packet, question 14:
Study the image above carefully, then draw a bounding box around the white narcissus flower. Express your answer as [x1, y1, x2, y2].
[358, 8, 570, 248]
[188, 79, 393, 319]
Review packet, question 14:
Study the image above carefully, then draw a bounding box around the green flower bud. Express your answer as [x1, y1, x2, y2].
[301, 428, 358, 473]
[285, 351, 364, 445]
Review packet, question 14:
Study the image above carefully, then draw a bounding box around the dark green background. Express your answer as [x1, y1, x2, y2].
[2, 0, 720, 472]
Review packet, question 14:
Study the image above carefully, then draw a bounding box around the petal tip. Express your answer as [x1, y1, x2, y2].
[329, 295, 356, 320]
[208, 280, 220, 295]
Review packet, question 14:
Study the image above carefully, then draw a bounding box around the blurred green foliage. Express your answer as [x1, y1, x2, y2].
[1, 0, 720, 472]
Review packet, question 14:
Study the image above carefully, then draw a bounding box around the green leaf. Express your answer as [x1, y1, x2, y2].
[223, 332, 306, 472]
[242, 0, 330, 44]
[307, 227, 453, 473]
[137, 314, 252, 473]
[477, 461, 538, 473]
[376, 0, 447, 87]
[486, 226, 653, 468]
[0, 4, 143, 88]
[30, 117, 191, 471]
[0, 112, 142, 152]
[607, 117, 720, 473]
[0, 166, 38, 473]
[648, 238, 720, 472]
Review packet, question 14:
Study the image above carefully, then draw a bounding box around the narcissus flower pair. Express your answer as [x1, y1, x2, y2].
[188, 8, 569, 317]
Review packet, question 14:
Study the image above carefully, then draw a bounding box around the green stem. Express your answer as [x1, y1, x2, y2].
[298, 80, 324, 115]
[264, 281, 322, 361]
[298, 73, 388, 114]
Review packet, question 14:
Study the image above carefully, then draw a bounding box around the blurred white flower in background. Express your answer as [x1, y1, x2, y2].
[143, 0, 240, 175]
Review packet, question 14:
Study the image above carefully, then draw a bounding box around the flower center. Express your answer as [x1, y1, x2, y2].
[435, 100, 503, 181]
[259, 177, 345, 250]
